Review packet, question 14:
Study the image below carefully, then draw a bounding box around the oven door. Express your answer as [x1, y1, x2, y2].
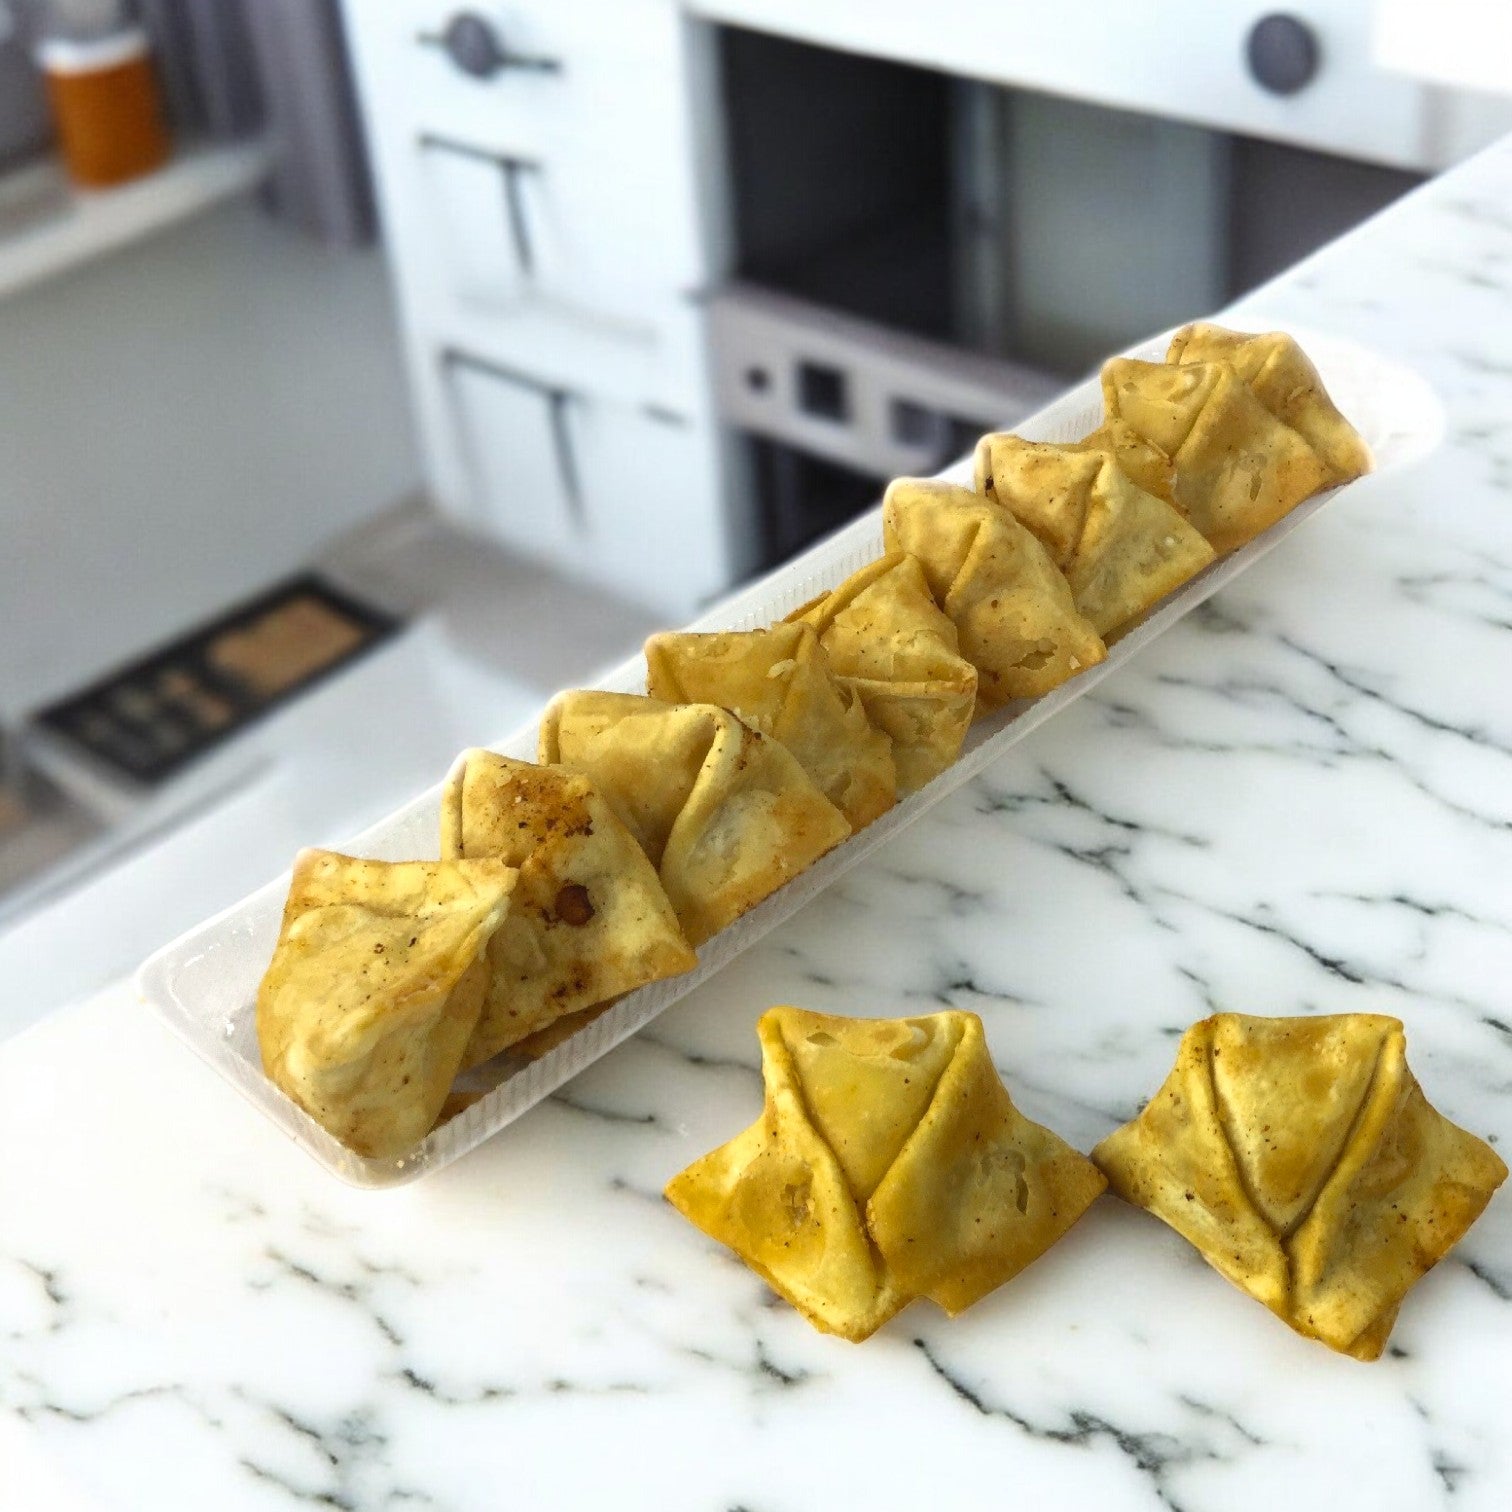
[701, 20, 1430, 571]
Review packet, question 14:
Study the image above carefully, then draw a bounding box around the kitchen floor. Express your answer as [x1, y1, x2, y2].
[0, 500, 662, 1040]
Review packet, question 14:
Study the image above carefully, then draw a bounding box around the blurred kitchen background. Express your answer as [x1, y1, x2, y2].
[0, 0, 1507, 1028]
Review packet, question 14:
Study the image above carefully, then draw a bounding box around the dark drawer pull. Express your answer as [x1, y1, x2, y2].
[419, 12, 561, 78]
[1245, 13, 1320, 96]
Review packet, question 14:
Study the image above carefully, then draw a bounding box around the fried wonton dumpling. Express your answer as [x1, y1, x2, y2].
[791, 552, 977, 792]
[666, 1007, 1106, 1341]
[1167, 322, 1371, 484]
[1101, 358, 1334, 555]
[440, 750, 697, 1069]
[1093, 1013, 1508, 1360]
[645, 622, 895, 831]
[256, 850, 517, 1159]
[539, 692, 851, 946]
[882, 477, 1106, 709]
[973, 433, 1215, 638]
[1068, 419, 1180, 511]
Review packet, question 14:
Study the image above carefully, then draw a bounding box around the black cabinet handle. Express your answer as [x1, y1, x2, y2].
[499, 158, 537, 276]
[420, 12, 561, 78]
[418, 134, 542, 278]
[1245, 13, 1320, 96]
[642, 403, 691, 427]
[546, 388, 582, 524]
[442, 348, 586, 530]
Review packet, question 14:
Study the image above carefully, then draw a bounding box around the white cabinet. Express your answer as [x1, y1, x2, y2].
[443, 345, 729, 611]
[397, 0, 707, 309]
[341, 0, 733, 617]
[445, 351, 580, 558]
[419, 137, 538, 308]
[691, 0, 1510, 174]
[575, 404, 729, 613]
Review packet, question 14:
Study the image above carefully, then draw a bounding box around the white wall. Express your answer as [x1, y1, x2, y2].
[0, 195, 420, 720]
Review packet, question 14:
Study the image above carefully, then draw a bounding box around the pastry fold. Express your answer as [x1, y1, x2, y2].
[973, 433, 1215, 638]
[1069, 419, 1181, 511]
[1101, 358, 1334, 554]
[791, 551, 977, 792]
[440, 749, 697, 1069]
[1093, 1013, 1507, 1360]
[645, 622, 896, 830]
[1167, 322, 1370, 484]
[256, 850, 517, 1158]
[882, 478, 1107, 709]
[666, 1007, 1106, 1341]
[539, 692, 850, 945]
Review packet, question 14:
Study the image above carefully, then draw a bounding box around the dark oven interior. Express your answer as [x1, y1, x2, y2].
[714, 25, 1421, 567]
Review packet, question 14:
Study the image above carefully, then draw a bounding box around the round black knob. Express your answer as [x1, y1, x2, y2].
[1246, 13, 1320, 95]
[441, 12, 507, 79]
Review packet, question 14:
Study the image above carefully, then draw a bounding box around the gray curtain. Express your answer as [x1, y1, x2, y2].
[139, 0, 375, 246]
[0, 1, 53, 166]
[137, 0, 264, 139]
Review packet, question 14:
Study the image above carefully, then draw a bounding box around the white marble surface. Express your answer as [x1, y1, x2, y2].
[4, 140, 1512, 1512]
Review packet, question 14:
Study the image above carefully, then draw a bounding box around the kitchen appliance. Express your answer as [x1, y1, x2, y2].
[704, 19, 1433, 563]
[339, 1, 1512, 610]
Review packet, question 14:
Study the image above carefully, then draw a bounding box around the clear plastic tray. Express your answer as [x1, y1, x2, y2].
[136, 322, 1443, 1186]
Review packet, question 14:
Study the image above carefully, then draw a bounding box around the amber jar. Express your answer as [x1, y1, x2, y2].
[38, 28, 170, 189]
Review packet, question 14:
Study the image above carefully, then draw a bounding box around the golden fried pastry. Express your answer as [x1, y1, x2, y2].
[882, 477, 1106, 709]
[1167, 322, 1370, 484]
[1101, 358, 1334, 554]
[539, 692, 850, 946]
[1093, 1013, 1507, 1360]
[666, 1007, 1106, 1341]
[257, 850, 517, 1159]
[1069, 419, 1181, 511]
[645, 622, 895, 831]
[792, 552, 977, 792]
[973, 437, 1104, 565]
[972, 433, 1215, 638]
[441, 750, 697, 1069]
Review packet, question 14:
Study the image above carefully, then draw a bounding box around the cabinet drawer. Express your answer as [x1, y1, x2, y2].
[416, 126, 694, 321]
[420, 137, 538, 307]
[697, 0, 1434, 170]
[347, 0, 597, 157]
[441, 347, 728, 612]
[400, 1, 603, 157]
[574, 405, 729, 613]
[347, 0, 706, 309]
[430, 297, 710, 420]
[446, 351, 583, 562]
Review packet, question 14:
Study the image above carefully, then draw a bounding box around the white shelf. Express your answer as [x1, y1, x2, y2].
[0, 137, 274, 302]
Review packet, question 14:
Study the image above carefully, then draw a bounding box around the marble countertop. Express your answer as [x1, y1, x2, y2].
[5, 138, 1512, 1512]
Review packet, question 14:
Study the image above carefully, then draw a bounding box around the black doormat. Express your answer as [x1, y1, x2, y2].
[31, 574, 403, 788]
